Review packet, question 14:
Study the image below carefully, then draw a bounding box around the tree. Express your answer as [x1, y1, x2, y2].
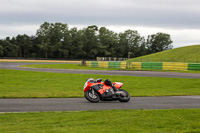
[82, 25, 99, 59]
[147, 32, 173, 54]
[98, 27, 118, 57]
[15, 34, 31, 58]
[0, 40, 4, 56]
[138, 38, 147, 56]
[119, 30, 144, 58]
[36, 22, 52, 59]
[51, 22, 69, 58]
[1, 37, 17, 57]
[36, 22, 70, 59]
[0, 22, 173, 59]
[67, 28, 86, 59]
[29, 36, 40, 58]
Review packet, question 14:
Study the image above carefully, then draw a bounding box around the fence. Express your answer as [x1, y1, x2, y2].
[96, 57, 128, 61]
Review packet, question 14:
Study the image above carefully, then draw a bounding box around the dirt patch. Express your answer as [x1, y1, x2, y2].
[0, 59, 81, 63]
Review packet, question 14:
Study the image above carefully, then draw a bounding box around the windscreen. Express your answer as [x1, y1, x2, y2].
[83, 78, 94, 90]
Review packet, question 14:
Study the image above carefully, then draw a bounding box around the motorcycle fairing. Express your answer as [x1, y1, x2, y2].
[92, 83, 113, 98]
[113, 82, 123, 89]
[91, 84, 102, 92]
[98, 85, 110, 94]
[97, 84, 114, 100]
[84, 82, 99, 92]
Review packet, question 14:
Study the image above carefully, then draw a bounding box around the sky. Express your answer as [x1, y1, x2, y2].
[1, 0, 200, 48]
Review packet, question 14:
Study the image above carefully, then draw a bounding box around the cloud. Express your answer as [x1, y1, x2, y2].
[0, 24, 39, 38]
[1, 0, 200, 29]
[0, 0, 200, 47]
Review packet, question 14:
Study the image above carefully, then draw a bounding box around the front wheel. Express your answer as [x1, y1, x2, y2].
[84, 90, 100, 103]
[118, 89, 130, 102]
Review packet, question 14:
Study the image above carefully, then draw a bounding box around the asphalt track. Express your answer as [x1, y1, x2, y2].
[0, 62, 200, 112]
[1, 62, 200, 79]
[1, 96, 200, 113]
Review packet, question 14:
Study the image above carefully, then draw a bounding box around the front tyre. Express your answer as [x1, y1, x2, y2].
[84, 90, 100, 103]
[118, 89, 130, 102]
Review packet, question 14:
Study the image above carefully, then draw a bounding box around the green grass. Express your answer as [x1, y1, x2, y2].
[130, 44, 200, 63]
[21, 64, 123, 70]
[0, 69, 200, 98]
[21, 63, 200, 73]
[0, 109, 200, 133]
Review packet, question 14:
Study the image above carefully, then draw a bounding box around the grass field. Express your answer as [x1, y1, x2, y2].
[1, 69, 200, 98]
[21, 63, 123, 71]
[1, 46, 200, 133]
[21, 63, 200, 73]
[1, 64, 200, 133]
[130, 44, 200, 63]
[0, 109, 200, 133]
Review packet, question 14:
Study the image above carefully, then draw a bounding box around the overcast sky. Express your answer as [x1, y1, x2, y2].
[1, 0, 200, 48]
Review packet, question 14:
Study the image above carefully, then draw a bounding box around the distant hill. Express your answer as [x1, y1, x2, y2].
[130, 45, 200, 63]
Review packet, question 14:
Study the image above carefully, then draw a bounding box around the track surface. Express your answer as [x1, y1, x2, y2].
[1, 62, 200, 79]
[0, 96, 200, 112]
[0, 62, 200, 112]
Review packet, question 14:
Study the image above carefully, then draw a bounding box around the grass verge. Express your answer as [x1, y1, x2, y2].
[130, 44, 200, 63]
[21, 64, 119, 70]
[0, 69, 200, 98]
[0, 109, 200, 133]
[21, 63, 200, 73]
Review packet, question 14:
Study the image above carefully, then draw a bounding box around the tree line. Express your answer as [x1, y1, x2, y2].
[0, 22, 173, 59]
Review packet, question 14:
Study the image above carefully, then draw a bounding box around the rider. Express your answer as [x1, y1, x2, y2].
[104, 79, 118, 91]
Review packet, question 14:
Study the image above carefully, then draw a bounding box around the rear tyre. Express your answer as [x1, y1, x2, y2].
[84, 90, 100, 103]
[118, 89, 130, 102]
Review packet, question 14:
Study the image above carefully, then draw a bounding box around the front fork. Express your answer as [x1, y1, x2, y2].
[91, 88, 95, 95]
[89, 88, 97, 99]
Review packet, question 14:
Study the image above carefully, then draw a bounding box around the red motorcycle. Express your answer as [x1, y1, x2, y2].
[83, 78, 130, 102]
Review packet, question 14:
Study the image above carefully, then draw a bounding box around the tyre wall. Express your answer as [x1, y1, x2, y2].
[86, 61, 200, 71]
[86, 61, 127, 69]
[131, 62, 200, 71]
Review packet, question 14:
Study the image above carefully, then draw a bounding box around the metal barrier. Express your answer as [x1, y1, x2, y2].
[86, 61, 127, 69]
[96, 57, 128, 61]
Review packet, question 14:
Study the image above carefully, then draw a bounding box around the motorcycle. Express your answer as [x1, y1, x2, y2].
[83, 78, 130, 102]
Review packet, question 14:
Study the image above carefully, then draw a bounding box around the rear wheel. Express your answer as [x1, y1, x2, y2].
[84, 90, 100, 103]
[118, 89, 130, 102]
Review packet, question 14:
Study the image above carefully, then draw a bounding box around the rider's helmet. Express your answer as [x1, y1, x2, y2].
[104, 79, 112, 86]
